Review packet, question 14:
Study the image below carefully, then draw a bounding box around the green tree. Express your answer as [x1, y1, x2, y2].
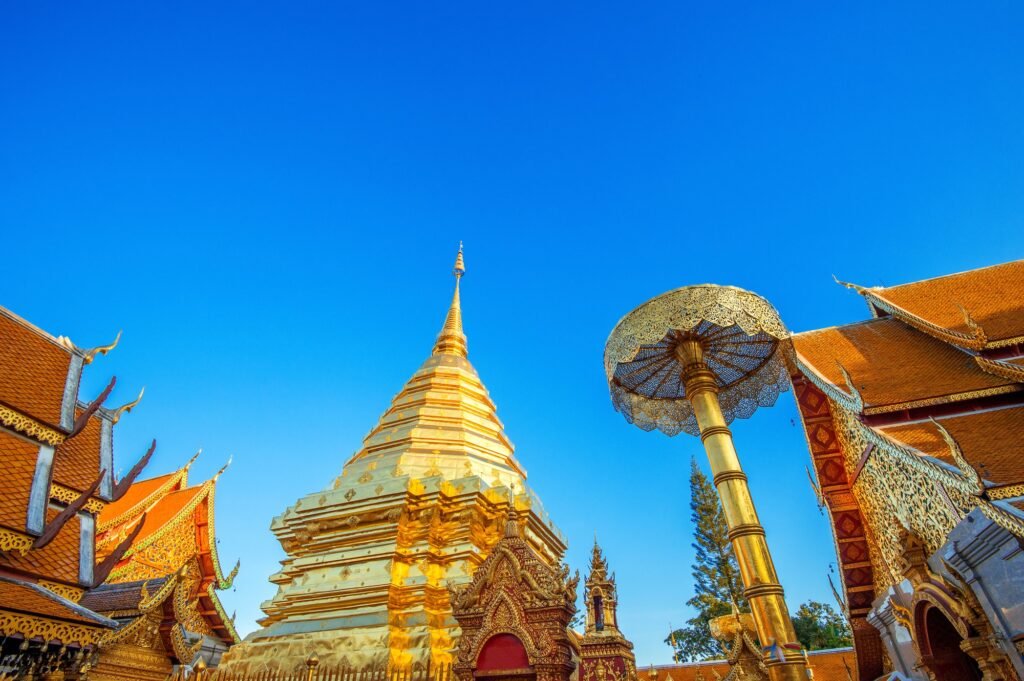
[792, 601, 852, 651]
[665, 459, 748, 662]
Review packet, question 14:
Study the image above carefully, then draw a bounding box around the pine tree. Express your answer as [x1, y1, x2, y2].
[792, 601, 852, 651]
[666, 458, 748, 662]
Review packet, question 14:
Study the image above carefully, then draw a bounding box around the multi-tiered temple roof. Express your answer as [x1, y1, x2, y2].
[82, 457, 240, 679]
[788, 260, 1024, 680]
[0, 305, 151, 677]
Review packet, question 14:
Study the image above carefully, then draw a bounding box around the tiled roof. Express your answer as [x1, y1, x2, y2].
[0, 308, 74, 429]
[130, 486, 204, 547]
[52, 409, 103, 493]
[636, 648, 856, 681]
[792, 318, 1018, 413]
[0, 575, 114, 627]
[0, 429, 39, 532]
[869, 260, 1024, 345]
[81, 578, 167, 614]
[879, 406, 1024, 486]
[1, 508, 82, 585]
[98, 472, 182, 531]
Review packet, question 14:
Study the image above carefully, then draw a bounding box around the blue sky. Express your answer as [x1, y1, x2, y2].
[3, 1, 1023, 665]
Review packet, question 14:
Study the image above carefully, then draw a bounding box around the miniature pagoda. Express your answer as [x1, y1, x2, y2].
[0, 305, 153, 678]
[578, 540, 637, 681]
[219, 247, 567, 674]
[81, 456, 241, 680]
[790, 260, 1024, 680]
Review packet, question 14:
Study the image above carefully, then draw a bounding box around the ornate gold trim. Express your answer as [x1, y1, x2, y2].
[0, 404, 66, 445]
[863, 291, 988, 351]
[97, 467, 188, 532]
[50, 483, 106, 514]
[975, 356, 1024, 383]
[987, 484, 1024, 501]
[0, 609, 105, 645]
[985, 334, 1024, 349]
[38, 580, 86, 603]
[0, 527, 33, 555]
[862, 384, 1023, 416]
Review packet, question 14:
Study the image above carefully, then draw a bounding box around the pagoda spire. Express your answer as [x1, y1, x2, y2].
[432, 243, 468, 358]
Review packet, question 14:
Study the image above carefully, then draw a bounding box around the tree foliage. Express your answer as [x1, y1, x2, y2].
[665, 459, 748, 662]
[792, 601, 852, 651]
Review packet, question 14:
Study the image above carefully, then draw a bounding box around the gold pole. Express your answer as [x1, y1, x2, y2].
[676, 338, 808, 681]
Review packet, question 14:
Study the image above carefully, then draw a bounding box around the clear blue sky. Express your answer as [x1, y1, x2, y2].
[3, 1, 1023, 665]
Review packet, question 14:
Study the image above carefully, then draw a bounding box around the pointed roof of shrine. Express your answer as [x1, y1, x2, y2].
[344, 245, 526, 480]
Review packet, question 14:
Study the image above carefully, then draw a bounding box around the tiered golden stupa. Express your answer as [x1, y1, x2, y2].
[219, 246, 566, 674]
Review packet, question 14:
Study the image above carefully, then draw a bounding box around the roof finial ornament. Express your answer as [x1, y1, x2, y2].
[433, 243, 468, 358]
[111, 387, 145, 424]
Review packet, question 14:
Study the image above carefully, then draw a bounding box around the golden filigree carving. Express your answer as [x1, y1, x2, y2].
[0, 405, 66, 445]
[38, 580, 85, 603]
[50, 483, 106, 514]
[604, 285, 790, 436]
[0, 610, 104, 645]
[0, 527, 33, 554]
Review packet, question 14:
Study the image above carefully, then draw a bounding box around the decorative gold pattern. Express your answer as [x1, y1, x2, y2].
[0, 527, 33, 554]
[0, 609, 104, 645]
[50, 482, 106, 514]
[604, 285, 790, 436]
[38, 580, 85, 603]
[0, 404, 66, 445]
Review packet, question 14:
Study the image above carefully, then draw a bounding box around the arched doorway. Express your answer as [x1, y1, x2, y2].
[475, 634, 535, 681]
[919, 605, 982, 681]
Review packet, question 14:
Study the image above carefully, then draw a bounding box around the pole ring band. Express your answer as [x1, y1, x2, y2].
[744, 583, 785, 599]
[700, 426, 733, 442]
[713, 470, 747, 485]
[727, 524, 766, 540]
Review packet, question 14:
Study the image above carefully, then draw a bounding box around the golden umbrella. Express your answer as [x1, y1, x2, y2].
[604, 285, 808, 681]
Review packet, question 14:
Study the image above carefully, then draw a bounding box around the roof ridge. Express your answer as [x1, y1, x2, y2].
[874, 259, 1023, 291]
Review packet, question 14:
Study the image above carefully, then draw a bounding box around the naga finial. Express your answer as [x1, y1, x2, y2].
[83, 330, 123, 365]
[957, 304, 988, 346]
[832, 275, 867, 294]
[111, 387, 145, 424]
[213, 456, 233, 480]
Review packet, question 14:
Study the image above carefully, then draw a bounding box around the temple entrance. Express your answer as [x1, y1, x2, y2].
[475, 634, 535, 681]
[919, 606, 983, 681]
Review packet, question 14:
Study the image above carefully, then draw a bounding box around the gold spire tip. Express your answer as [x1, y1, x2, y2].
[453, 241, 465, 277]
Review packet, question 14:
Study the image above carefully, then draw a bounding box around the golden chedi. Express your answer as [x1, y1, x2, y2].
[219, 247, 566, 674]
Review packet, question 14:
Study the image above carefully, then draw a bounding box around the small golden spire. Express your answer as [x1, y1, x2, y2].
[432, 243, 468, 358]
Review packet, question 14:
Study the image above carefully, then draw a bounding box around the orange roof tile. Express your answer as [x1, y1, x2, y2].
[98, 471, 182, 530]
[792, 318, 1018, 413]
[0, 508, 82, 585]
[129, 486, 204, 547]
[635, 649, 856, 681]
[52, 409, 103, 493]
[0, 429, 39, 532]
[878, 406, 1024, 486]
[0, 309, 74, 429]
[0, 576, 113, 629]
[869, 260, 1024, 345]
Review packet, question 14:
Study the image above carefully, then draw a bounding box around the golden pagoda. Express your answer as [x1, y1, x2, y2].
[219, 246, 566, 674]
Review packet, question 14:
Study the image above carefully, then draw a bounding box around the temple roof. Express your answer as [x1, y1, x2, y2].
[2, 508, 85, 585]
[877, 405, 1024, 487]
[792, 317, 1020, 414]
[0, 428, 40, 534]
[863, 260, 1024, 348]
[93, 458, 239, 645]
[0, 575, 115, 628]
[0, 306, 77, 430]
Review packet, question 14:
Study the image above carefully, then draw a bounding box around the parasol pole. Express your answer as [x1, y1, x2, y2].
[675, 335, 806, 681]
